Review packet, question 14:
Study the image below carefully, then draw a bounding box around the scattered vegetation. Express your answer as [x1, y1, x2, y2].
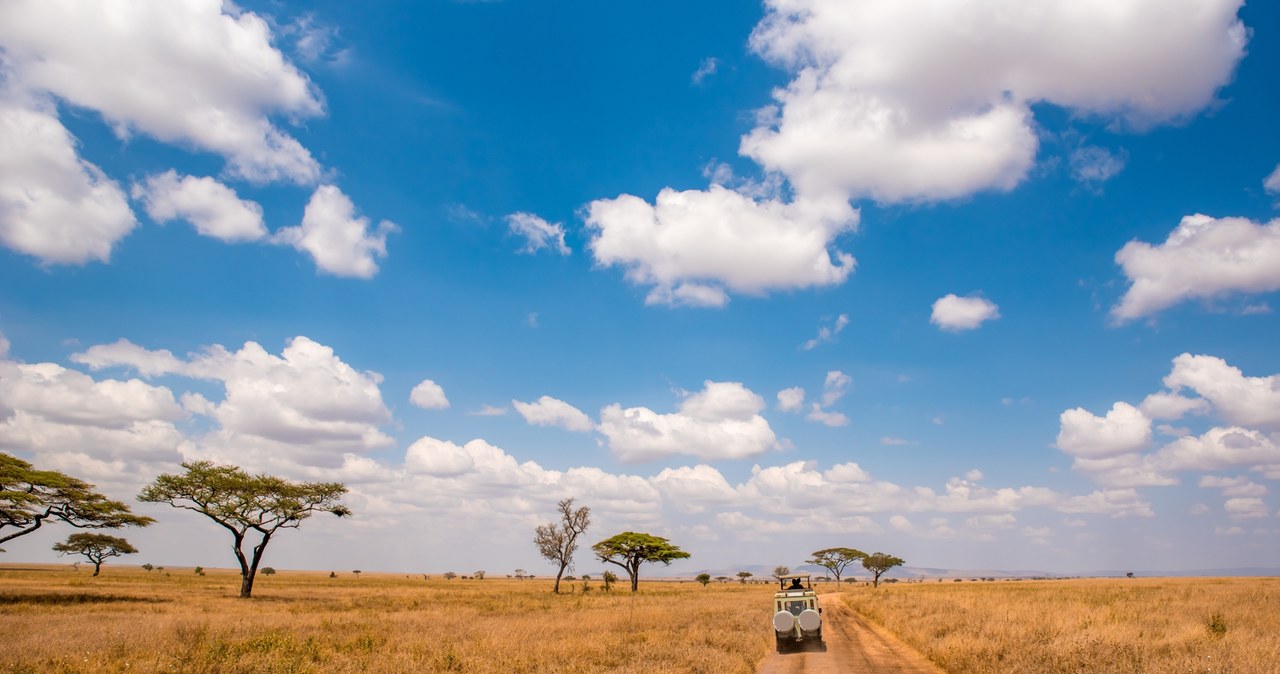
[51, 533, 137, 576]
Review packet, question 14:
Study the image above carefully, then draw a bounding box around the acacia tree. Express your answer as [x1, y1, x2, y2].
[534, 497, 591, 594]
[592, 531, 690, 592]
[696, 572, 711, 586]
[807, 547, 866, 584]
[52, 532, 137, 576]
[773, 565, 790, 580]
[138, 461, 350, 599]
[737, 571, 753, 584]
[2, 452, 153, 546]
[862, 552, 905, 588]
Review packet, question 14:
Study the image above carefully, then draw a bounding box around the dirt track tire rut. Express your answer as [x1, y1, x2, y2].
[757, 594, 944, 674]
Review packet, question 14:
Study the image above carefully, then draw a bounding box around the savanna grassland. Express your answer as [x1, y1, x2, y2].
[842, 577, 1280, 674]
[0, 565, 770, 674]
[5, 567, 1280, 674]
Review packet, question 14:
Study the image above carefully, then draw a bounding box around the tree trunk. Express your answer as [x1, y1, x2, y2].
[239, 532, 271, 599]
[92, 561, 101, 576]
[553, 559, 570, 594]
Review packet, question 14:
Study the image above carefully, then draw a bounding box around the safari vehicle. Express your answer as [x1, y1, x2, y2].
[772, 573, 822, 651]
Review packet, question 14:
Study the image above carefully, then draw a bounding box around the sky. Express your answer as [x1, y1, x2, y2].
[2, 0, 1279, 577]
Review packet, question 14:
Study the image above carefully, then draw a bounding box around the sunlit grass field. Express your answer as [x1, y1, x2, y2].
[0, 565, 771, 674]
[841, 577, 1280, 674]
[5, 567, 1280, 673]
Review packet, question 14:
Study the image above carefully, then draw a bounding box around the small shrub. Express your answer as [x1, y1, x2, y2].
[1206, 612, 1228, 637]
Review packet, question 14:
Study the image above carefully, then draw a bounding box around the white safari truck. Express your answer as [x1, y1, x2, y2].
[772, 573, 822, 651]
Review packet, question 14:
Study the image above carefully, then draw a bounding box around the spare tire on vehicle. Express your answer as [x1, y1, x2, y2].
[797, 608, 821, 633]
[772, 610, 796, 634]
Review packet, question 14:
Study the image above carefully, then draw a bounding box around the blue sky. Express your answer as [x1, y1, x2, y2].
[2, 0, 1279, 576]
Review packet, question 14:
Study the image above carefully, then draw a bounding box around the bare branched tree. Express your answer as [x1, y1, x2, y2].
[534, 497, 591, 594]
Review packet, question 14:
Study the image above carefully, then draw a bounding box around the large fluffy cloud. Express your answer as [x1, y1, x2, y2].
[586, 0, 1246, 307]
[598, 381, 780, 462]
[0, 0, 323, 184]
[0, 359, 187, 487]
[1056, 402, 1152, 460]
[1113, 215, 1280, 321]
[73, 335, 393, 466]
[3, 331, 1168, 550]
[745, 0, 1246, 202]
[0, 0, 401, 275]
[0, 90, 136, 264]
[1058, 354, 1280, 489]
[1163, 354, 1280, 429]
[586, 187, 857, 307]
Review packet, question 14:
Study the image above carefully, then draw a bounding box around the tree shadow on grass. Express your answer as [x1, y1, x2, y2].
[0, 593, 168, 605]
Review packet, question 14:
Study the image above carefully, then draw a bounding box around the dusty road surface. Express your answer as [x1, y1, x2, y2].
[757, 594, 944, 674]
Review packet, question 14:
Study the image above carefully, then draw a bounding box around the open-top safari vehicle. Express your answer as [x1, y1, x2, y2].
[772, 573, 822, 652]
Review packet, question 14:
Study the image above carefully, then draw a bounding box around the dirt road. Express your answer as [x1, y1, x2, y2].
[757, 594, 944, 674]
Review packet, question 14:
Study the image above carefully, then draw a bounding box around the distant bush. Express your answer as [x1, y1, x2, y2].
[1206, 612, 1228, 637]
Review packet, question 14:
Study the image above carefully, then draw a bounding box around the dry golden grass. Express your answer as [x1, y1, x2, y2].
[0, 565, 771, 674]
[840, 577, 1280, 674]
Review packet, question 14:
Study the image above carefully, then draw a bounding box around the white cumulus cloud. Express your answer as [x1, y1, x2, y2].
[585, 186, 858, 307]
[1162, 353, 1280, 429]
[1265, 164, 1280, 195]
[1113, 215, 1280, 321]
[512, 395, 594, 432]
[1059, 354, 1280, 487]
[0, 90, 136, 264]
[0, 0, 324, 184]
[73, 335, 393, 467]
[132, 171, 266, 242]
[776, 386, 805, 412]
[1056, 402, 1152, 460]
[409, 378, 450, 410]
[598, 381, 779, 462]
[931, 293, 1001, 331]
[744, 0, 1246, 203]
[274, 185, 397, 279]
